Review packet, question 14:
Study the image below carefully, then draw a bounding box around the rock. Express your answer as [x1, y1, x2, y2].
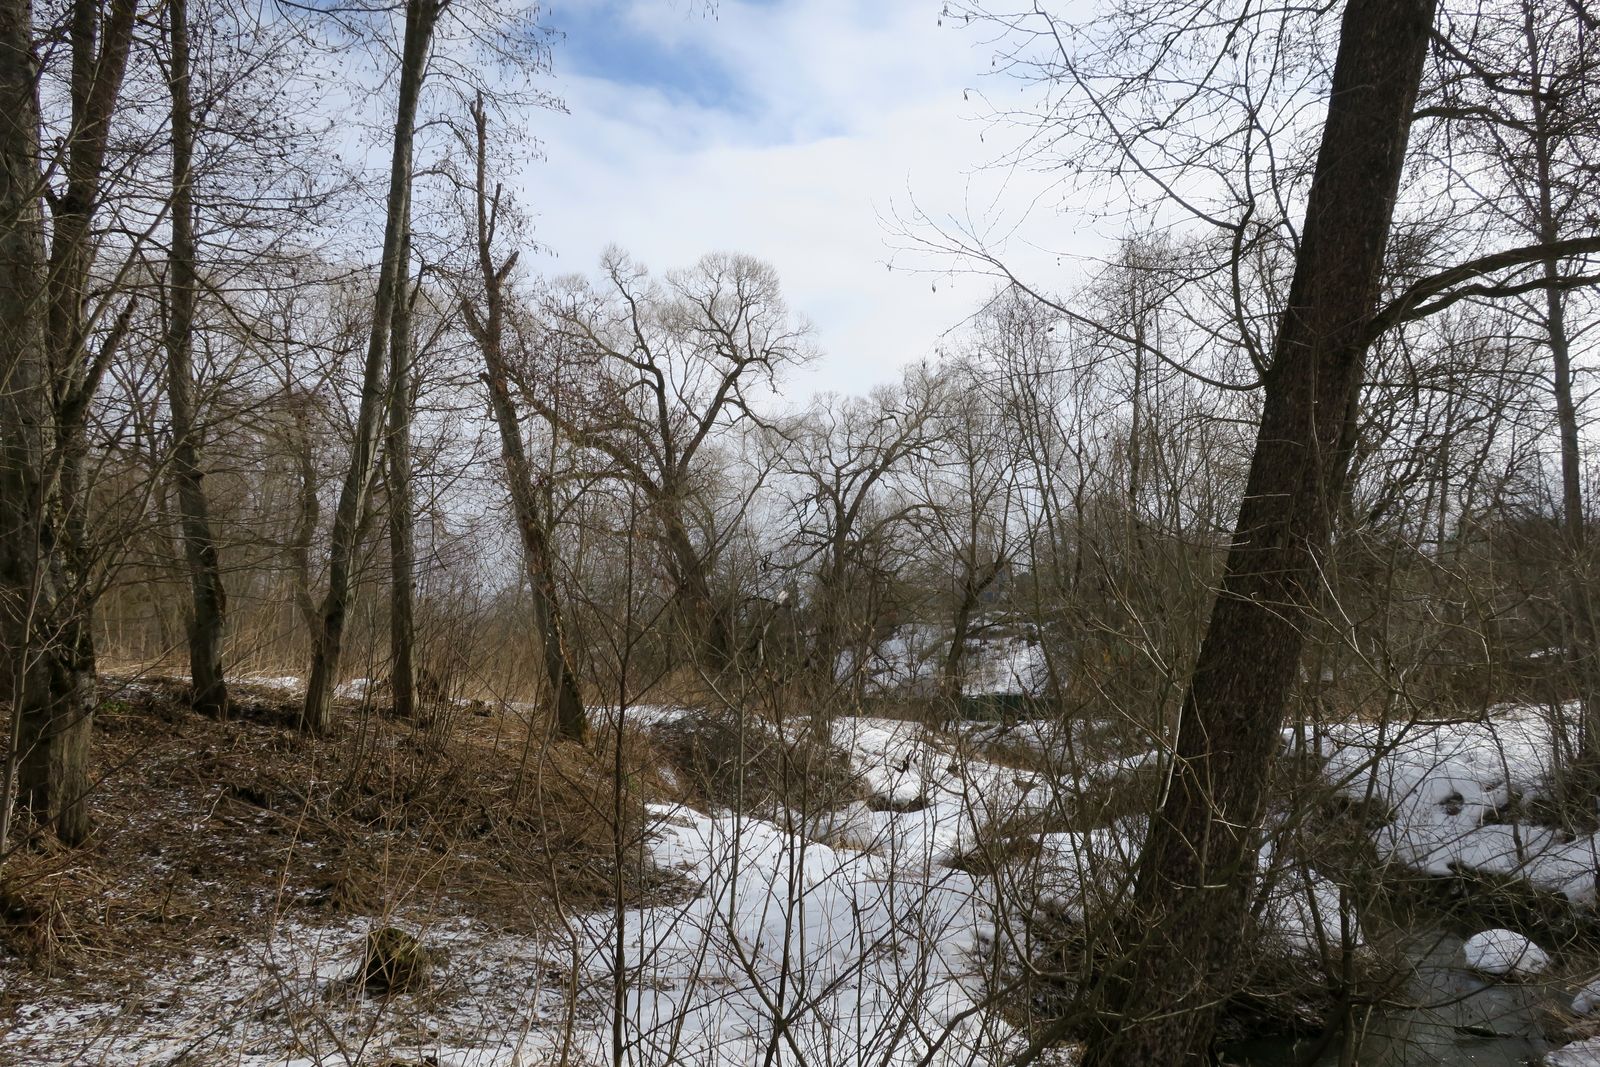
[1463, 928, 1550, 979]
[354, 926, 432, 994]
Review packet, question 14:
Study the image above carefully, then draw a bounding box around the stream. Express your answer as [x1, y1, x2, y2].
[1225, 928, 1569, 1066]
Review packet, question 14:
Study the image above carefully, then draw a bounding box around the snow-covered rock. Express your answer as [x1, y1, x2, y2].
[809, 801, 883, 851]
[1573, 976, 1600, 1016]
[1307, 704, 1600, 911]
[1548, 1036, 1600, 1066]
[1462, 928, 1550, 978]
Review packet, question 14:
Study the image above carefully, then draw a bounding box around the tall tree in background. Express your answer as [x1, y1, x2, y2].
[1438, 0, 1600, 767]
[164, 0, 229, 718]
[907, 356, 1019, 705]
[535, 251, 810, 672]
[302, 0, 444, 733]
[776, 381, 942, 700]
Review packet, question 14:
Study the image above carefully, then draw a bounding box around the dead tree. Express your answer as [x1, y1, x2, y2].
[459, 96, 587, 742]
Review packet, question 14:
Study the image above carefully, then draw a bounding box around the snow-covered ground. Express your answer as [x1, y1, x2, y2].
[5, 712, 1087, 1066]
[20, 697, 1597, 1065]
[1307, 705, 1600, 904]
[2, 913, 574, 1067]
[844, 625, 1050, 698]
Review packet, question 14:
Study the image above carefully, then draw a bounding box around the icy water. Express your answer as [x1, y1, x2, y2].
[1224, 929, 1564, 1066]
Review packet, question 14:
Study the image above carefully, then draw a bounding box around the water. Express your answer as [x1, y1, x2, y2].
[1225, 929, 1564, 1066]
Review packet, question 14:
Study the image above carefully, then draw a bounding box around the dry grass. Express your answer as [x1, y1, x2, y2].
[644, 707, 861, 815]
[0, 672, 682, 1020]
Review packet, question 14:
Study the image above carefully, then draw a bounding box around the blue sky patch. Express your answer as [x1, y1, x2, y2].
[549, 1, 756, 116]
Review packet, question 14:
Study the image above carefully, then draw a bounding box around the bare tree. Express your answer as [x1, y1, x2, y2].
[774, 378, 944, 701]
[302, 0, 445, 733]
[0, 0, 65, 852]
[1423, 0, 1600, 766]
[459, 96, 587, 742]
[1078, 4, 1444, 1062]
[0, 0, 140, 849]
[533, 250, 810, 672]
[163, 0, 228, 718]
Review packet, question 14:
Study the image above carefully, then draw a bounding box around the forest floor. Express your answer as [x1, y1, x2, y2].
[9, 676, 1600, 1064]
[0, 672, 681, 1066]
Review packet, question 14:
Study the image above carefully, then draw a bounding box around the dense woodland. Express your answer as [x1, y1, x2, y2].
[5, 0, 1600, 1064]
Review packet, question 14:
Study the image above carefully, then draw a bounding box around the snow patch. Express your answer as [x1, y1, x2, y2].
[1462, 928, 1550, 978]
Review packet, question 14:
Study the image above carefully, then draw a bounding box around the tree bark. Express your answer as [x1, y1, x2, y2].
[165, 0, 229, 719]
[287, 395, 322, 635]
[1081, 2, 1437, 1063]
[660, 504, 731, 670]
[942, 559, 1004, 706]
[385, 224, 417, 720]
[0, 0, 63, 851]
[479, 353, 589, 742]
[301, 0, 440, 733]
[4, 0, 137, 847]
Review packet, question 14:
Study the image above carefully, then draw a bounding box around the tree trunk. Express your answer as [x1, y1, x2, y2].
[661, 507, 731, 669]
[1081, 2, 1436, 1063]
[480, 359, 588, 742]
[165, 0, 229, 719]
[385, 225, 417, 721]
[288, 397, 321, 635]
[943, 559, 1004, 707]
[301, 0, 439, 733]
[0, 0, 59, 847]
[463, 98, 587, 742]
[1546, 238, 1600, 766]
[942, 578, 977, 706]
[4, 0, 137, 848]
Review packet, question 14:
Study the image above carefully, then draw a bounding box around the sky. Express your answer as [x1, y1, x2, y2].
[518, 0, 1095, 398]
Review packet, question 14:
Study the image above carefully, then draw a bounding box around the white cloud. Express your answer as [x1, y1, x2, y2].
[518, 0, 1104, 399]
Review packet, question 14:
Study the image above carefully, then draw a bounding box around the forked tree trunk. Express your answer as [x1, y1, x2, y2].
[463, 99, 586, 742]
[165, 0, 229, 718]
[302, 0, 440, 733]
[1081, 2, 1436, 1063]
[4, 0, 138, 848]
